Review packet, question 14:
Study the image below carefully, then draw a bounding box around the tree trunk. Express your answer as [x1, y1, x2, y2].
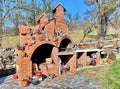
[98, 15, 108, 40]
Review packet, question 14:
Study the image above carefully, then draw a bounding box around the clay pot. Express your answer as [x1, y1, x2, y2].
[46, 58, 53, 64]
[12, 74, 18, 80]
[35, 71, 42, 78]
[20, 80, 29, 87]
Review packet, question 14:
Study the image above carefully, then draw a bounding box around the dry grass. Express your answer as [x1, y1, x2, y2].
[0, 27, 119, 48]
[69, 30, 97, 42]
[0, 35, 20, 48]
[76, 64, 110, 85]
[69, 28, 119, 43]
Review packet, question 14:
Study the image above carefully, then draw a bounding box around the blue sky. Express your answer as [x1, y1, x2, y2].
[54, 0, 88, 17]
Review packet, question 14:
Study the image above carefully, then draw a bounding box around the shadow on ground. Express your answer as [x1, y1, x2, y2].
[0, 68, 15, 84]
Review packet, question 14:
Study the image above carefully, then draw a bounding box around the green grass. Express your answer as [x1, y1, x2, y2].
[0, 35, 20, 48]
[69, 30, 97, 42]
[76, 60, 120, 89]
[76, 65, 109, 85]
[104, 60, 120, 89]
[69, 30, 118, 42]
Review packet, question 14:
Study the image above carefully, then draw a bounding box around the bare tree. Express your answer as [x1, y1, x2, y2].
[85, 0, 120, 40]
[19, 0, 54, 25]
[0, 0, 19, 34]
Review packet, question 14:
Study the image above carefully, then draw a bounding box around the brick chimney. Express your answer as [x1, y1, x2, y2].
[52, 3, 68, 33]
[52, 3, 66, 19]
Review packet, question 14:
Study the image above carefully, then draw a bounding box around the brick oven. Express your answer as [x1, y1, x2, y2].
[15, 3, 77, 80]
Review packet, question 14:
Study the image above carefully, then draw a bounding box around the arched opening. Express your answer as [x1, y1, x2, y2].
[59, 38, 72, 52]
[58, 38, 74, 74]
[31, 44, 54, 69]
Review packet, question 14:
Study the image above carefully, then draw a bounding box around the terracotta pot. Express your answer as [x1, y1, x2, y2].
[46, 58, 53, 64]
[20, 80, 28, 87]
[35, 71, 42, 78]
[12, 74, 18, 80]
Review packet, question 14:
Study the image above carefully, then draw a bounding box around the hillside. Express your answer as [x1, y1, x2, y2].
[0, 28, 119, 49]
[0, 35, 20, 48]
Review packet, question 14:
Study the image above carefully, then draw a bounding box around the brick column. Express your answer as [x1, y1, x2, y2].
[51, 47, 58, 64]
[19, 58, 32, 80]
[51, 47, 59, 76]
[67, 54, 77, 72]
[96, 51, 100, 65]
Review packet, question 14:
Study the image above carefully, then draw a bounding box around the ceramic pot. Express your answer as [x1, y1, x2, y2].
[20, 80, 28, 87]
[35, 71, 42, 78]
[12, 74, 18, 80]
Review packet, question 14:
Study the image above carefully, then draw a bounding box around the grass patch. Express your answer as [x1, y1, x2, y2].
[69, 30, 97, 42]
[69, 30, 83, 42]
[0, 35, 19, 48]
[104, 60, 120, 89]
[76, 65, 109, 83]
[76, 60, 120, 89]
[69, 30, 117, 42]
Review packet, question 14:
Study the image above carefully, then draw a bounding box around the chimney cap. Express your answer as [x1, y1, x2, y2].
[52, 3, 66, 13]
